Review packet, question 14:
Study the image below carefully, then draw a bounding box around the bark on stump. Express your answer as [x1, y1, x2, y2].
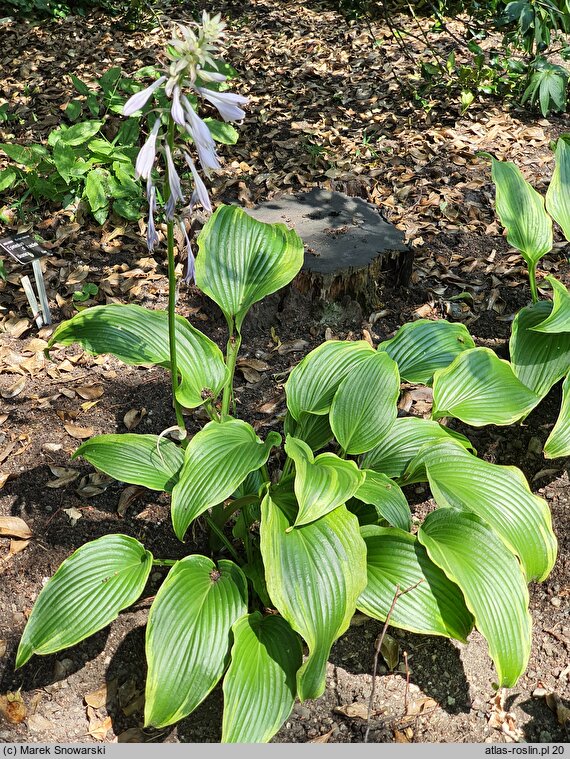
[245, 189, 413, 328]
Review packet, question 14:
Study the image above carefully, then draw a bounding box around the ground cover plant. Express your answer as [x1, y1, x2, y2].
[0, 0, 568, 745]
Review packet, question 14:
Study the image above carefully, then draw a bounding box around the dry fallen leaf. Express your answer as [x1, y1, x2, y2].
[0, 640, 6, 658]
[0, 691, 27, 724]
[9, 539, 30, 555]
[309, 729, 334, 743]
[546, 692, 570, 728]
[47, 466, 80, 489]
[0, 516, 32, 539]
[1, 376, 26, 399]
[0, 473, 10, 490]
[63, 507, 83, 526]
[117, 728, 147, 743]
[406, 697, 438, 716]
[394, 728, 412, 743]
[85, 684, 108, 710]
[75, 384, 104, 400]
[334, 702, 370, 720]
[117, 486, 145, 518]
[76, 472, 112, 498]
[63, 423, 95, 439]
[87, 706, 112, 742]
[123, 408, 146, 430]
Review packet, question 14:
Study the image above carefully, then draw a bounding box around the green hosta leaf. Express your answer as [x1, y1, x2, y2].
[65, 100, 83, 121]
[404, 441, 557, 582]
[490, 156, 552, 269]
[286, 340, 375, 420]
[432, 347, 540, 426]
[544, 371, 570, 458]
[195, 205, 303, 331]
[0, 168, 17, 191]
[283, 411, 333, 453]
[531, 275, 570, 333]
[53, 141, 82, 184]
[330, 351, 399, 454]
[260, 492, 367, 701]
[172, 420, 281, 541]
[378, 319, 475, 384]
[546, 136, 570, 241]
[222, 613, 301, 743]
[16, 535, 152, 668]
[360, 416, 475, 481]
[204, 118, 239, 145]
[85, 168, 109, 223]
[509, 301, 570, 397]
[357, 526, 473, 641]
[73, 434, 183, 492]
[48, 304, 228, 410]
[145, 556, 247, 728]
[285, 436, 364, 527]
[418, 509, 532, 687]
[0, 143, 41, 167]
[352, 470, 411, 531]
[58, 120, 103, 147]
[70, 74, 92, 95]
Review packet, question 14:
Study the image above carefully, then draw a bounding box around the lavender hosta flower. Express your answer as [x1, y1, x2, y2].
[184, 152, 212, 213]
[182, 95, 220, 174]
[179, 220, 196, 284]
[195, 68, 227, 84]
[146, 179, 159, 252]
[123, 76, 166, 117]
[135, 118, 161, 180]
[164, 144, 185, 219]
[171, 85, 186, 127]
[197, 87, 249, 123]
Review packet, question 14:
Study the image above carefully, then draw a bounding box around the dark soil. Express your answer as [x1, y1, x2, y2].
[0, 0, 569, 745]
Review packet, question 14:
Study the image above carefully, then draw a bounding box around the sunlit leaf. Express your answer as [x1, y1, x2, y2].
[351, 470, 411, 530]
[531, 275, 570, 333]
[544, 371, 570, 458]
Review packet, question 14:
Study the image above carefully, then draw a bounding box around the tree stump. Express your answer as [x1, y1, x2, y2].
[245, 189, 413, 328]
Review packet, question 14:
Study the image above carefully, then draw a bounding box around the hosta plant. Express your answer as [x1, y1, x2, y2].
[16, 204, 558, 742]
[431, 141, 570, 456]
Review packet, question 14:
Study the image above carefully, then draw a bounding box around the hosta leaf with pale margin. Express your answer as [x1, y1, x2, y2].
[546, 135, 570, 242]
[16, 535, 152, 668]
[283, 411, 333, 453]
[357, 526, 473, 641]
[544, 371, 570, 458]
[404, 441, 557, 582]
[378, 319, 475, 384]
[531, 275, 570, 333]
[73, 434, 183, 492]
[145, 556, 247, 728]
[286, 340, 375, 420]
[171, 419, 281, 540]
[432, 347, 540, 426]
[360, 416, 475, 481]
[352, 470, 411, 531]
[285, 436, 365, 527]
[418, 509, 532, 687]
[330, 351, 400, 454]
[48, 304, 228, 410]
[222, 613, 301, 743]
[509, 301, 570, 397]
[260, 492, 367, 701]
[490, 156, 552, 268]
[195, 205, 303, 331]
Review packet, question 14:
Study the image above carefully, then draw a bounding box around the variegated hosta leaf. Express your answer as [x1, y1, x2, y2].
[352, 470, 411, 531]
[545, 136, 570, 242]
[418, 509, 532, 687]
[544, 371, 570, 458]
[490, 156, 553, 269]
[357, 526, 473, 641]
[171, 419, 281, 540]
[222, 613, 301, 743]
[378, 319, 475, 384]
[285, 436, 364, 527]
[360, 416, 475, 481]
[260, 492, 367, 701]
[403, 440, 557, 582]
[48, 304, 228, 409]
[285, 340, 375, 420]
[145, 556, 247, 728]
[432, 347, 540, 426]
[73, 434, 183, 492]
[531, 276, 570, 333]
[509, 301, 570, 397]
[195, 205, 304, 331]
[17, 535, 152, 668]
[283, 410, 333, 453]
[329, 351, 400, 455]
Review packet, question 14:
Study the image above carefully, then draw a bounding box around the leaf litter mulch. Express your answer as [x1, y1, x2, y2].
[0, 0, 569, 744]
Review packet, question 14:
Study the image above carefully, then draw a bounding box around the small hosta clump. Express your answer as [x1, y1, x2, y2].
[123, 11, 248, 278]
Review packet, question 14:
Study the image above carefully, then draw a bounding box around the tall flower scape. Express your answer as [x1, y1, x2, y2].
[123, 11, 249, 280]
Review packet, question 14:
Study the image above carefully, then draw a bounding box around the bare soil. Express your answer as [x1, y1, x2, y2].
[0, 0, 568, 745]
